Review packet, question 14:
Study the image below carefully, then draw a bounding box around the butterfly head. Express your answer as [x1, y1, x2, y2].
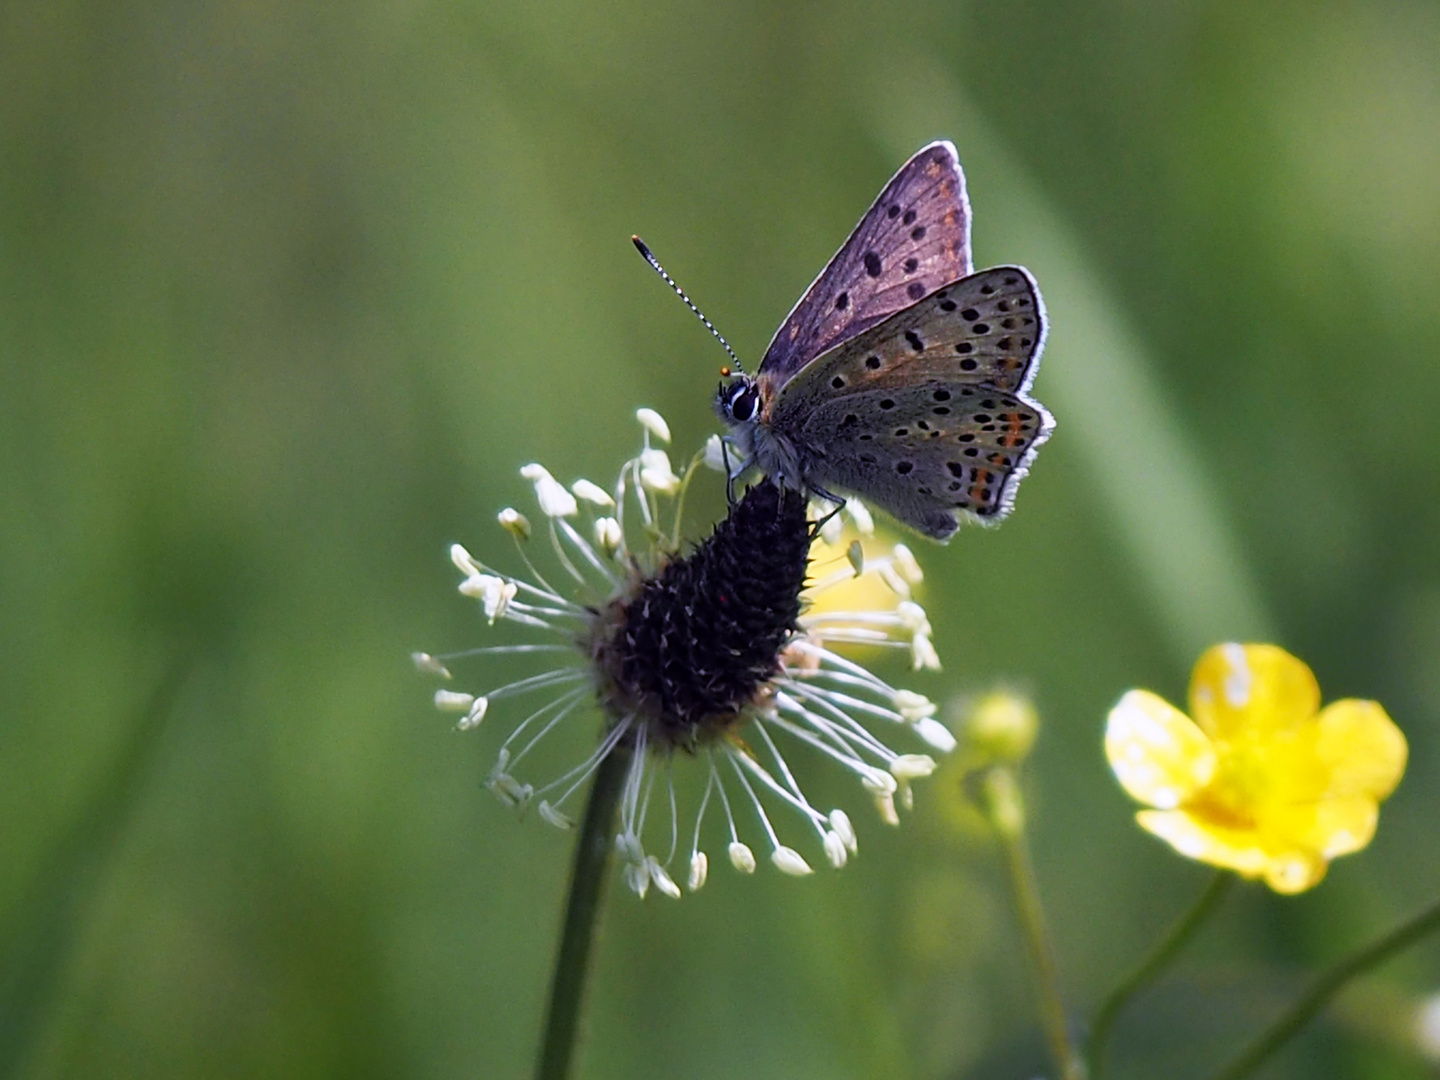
[715, 376, 762, 427]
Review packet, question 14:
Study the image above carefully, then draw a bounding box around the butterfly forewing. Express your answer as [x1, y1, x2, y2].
[756, 142, 973, 389]
[796, 382, 1055, 537]
[766, 267, 1047, 414]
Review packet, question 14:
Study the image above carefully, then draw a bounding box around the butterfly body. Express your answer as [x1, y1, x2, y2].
[716, 141, 1053, 541]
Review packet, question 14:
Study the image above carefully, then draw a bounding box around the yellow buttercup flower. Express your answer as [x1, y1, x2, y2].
[1105, 643, 1407, 894]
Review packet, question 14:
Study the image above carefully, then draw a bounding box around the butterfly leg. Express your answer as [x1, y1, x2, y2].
[719, 439, 754, 506]
[807, 484, 848, 536]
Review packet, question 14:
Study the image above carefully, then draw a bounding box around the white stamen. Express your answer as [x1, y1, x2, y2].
[861, 767, 898, 796]
[593, 516, 623, 556]
[688, 851, 709, 892]
[571, 478, 615, 507]
[728, 841, 757, 874]
[457, 696, 489, 730]
[873, 790, 899, 825]
[646, 856, 682, 898]
[703, 434, 729, 473]
[615, 831, 644, 865]
[845, 499, 874, 535]
[912, 633, 941, 671]
[823, 830, 848, 868]
[914, 717, 957, 752]
[623, 860, 651, 898]
[635, 407, 671, 443]
[878, 564, 911, 598]
[434, 690, 475, 712]
[450, 543, 481, 576]
[771, 846, 813, 876]
[498, 507, 532, 539]
[412, 652, 452, 678]
[520, 464, 579, 518]
[846, 540, 865, 577]
[829, 808, 858, 854]
[893, 689, 936, 721]
[890, 544, 922, 585]
[891, 754, 937, 780]
[897, 601, 932, 635]
[639, 448, 680, 494]
[538, 801, 574, 829]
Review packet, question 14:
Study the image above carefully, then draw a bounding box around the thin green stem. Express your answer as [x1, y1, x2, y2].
[983, 771, 1084, 1080]
[1207, 893, 1440, 1080]
[1086, 870, 1232, 1079]
[534, 748, 630, 1080]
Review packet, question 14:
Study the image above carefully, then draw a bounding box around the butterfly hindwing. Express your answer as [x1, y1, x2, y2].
[756, 142, 972, 389]
[789, 380, 1055, 538]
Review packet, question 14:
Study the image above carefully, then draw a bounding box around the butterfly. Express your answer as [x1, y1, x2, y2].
[715, 141, 1054, 541]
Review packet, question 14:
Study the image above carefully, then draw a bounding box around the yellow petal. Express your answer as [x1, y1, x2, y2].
[1312, 699, 1407, 800]
[1259, 796, 1379, 859]
[1189, 644, 1319, 739]
[1261, 851, 1328, 894]
[1134, 809, 1269, 876]
[1106, 691, 1216, 808]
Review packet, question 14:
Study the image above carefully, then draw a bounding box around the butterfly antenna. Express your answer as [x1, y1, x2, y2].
[632, 236, 744, 374]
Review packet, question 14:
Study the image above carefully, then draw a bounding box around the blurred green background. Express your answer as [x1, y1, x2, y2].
[3, 1, 1439, 1077]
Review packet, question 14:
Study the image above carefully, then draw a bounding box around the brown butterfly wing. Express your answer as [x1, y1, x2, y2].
[756, 142, 972, 391]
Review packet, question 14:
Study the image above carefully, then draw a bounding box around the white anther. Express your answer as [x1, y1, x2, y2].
[728, 841, 757, 874]
[569, 479, 612, 509]
[461, 575, 517, 623]
[615, 832, 644, 865]
[878, 564, 912, 598]
[845, 499, 875, 535]
[914, 717, 958, 752]
[688, 850, 709, 892]
[487, 771, 532, 809]
[703, 434, 729, 473]
[646, 857, 682, 899]
[861, 767, 898, 796]
[639, 448, 680, 494]
[520, 464, 578, 518]
[498, 507, 532, 539]
[411, 652, 452, 678]
[433, 690, 475, 713]
[593, 516, 623, 556]
[890, 543, 923, 585]
[458, 571, 494, 599]
[846, 540, 866, 577]
[823, 831, 849, 869]
[819, 507, 844, 546]
[457, 697, 489, 731]
[450, 543, 481, 576]
[828, 809, 858, 854]
[623, 860, 651, 898]
[635, 407, 671, 443]
[873, 791, 900, 825]
[891, 754, 937, 780]
[893, 690, 936, 721]
[912, 633, 941, 671]
[538, 801, 574, 830]
[771, 846, 813, 876]
[897, 601, 932, 635]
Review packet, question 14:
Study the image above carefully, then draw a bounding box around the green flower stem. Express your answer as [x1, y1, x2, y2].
[1207, 893, 1440, 1080]
[1085, 870, 1233, 1079]
[534, 748, 630, 1080]
[982, 769, 1085, 1080]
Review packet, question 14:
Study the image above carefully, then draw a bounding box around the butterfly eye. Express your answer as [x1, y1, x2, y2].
[729, 384, 760, 423]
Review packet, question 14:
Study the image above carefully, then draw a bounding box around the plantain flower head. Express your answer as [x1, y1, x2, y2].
[1105, 643, 1406, 893]
[418, 410, 950, 898]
